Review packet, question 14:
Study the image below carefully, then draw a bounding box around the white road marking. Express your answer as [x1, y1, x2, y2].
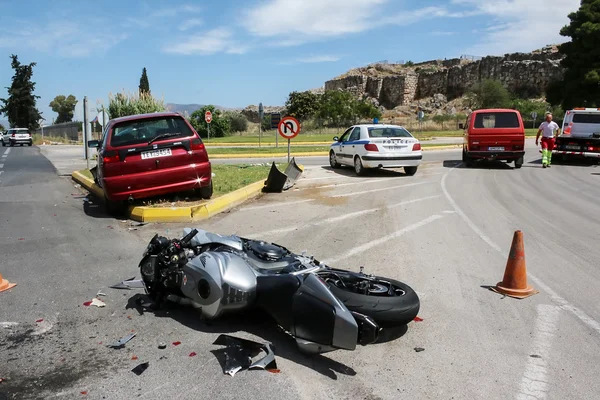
[301, 176, 343, 182]
[316, 177, 404, 189]
[240, 198, 315, 211]
[249, 195, 442, 238]
[323, 214, 444, 265]
[0, 322, 19, 328]
[331, 181, 434, 198]
[516, 304, 561, 400]
[3, 148, 10, 155]
[0, 164, 4, 169]
[441, 165, 600, 336]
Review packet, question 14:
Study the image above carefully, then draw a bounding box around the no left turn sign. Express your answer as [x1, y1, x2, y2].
[278, 116, 300, 140]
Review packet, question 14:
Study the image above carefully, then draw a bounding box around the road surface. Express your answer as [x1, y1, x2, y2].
[1, 142, 599, 400]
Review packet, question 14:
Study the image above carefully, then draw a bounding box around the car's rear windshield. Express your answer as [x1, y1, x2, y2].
[572, 113, 600, 124]
[474, 112, 520, 128]
[110, 116, 194, 147]
[368, 127, 413, 138]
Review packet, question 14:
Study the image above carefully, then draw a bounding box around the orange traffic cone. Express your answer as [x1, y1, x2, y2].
[0, 272, 17, 293]
[491, 230, 539, 299]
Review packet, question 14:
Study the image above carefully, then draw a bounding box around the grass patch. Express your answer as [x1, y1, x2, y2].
[207, 146, 331, 155]
[76, 163, 283, 208]
[33, 134, 79, 145]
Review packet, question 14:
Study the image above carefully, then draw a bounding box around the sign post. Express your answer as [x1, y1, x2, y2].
[531, 111, 538, 129]
[205, 110, 212, 140]
[417, 110, 425, 133]
[258, 103, 264, 148]
[271, 112, 281, 148]
[278, 116, 300, 163]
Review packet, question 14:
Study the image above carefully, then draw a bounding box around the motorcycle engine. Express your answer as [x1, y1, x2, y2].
[248, 240, 287, 261]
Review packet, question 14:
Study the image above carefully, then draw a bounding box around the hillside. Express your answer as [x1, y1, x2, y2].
[165, 103, 239, 116]
[323, 45, 564, 118]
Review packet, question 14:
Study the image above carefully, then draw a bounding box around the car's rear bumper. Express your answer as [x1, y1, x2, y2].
[361, 153, 422, 168]
[102, 162, 212, 201]
[10, 138, 32, 144]
[467, 151, 524, 160]
[552, 150, 600, 158]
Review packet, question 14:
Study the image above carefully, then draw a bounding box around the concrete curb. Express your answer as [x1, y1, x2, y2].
[71, 164, 305, 223]
[207, 144, 462, 159]
[206, 141, 330, 147]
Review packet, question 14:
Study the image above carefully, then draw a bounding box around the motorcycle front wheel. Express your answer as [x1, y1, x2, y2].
[319, 269, 420, 327]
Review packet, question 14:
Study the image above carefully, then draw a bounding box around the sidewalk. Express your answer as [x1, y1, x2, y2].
[39, 145, 96, 176]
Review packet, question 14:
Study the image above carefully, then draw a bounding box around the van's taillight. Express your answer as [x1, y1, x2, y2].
[471, 144, 480, 150]
[513, 144, 523, 150]
[11, 133, 15, 137]
[412, 143, 421, 151]
[103, 151, 120, 164]
[364, 143, 378, 151]
[191, 138, 205, 151]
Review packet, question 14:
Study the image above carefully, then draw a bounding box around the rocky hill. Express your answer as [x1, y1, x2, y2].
[324, 45, 564, 117]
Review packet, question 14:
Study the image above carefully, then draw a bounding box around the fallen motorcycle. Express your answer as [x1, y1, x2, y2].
[136, 228, 420, 354]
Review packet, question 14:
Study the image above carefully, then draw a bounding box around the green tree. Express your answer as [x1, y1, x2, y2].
[432, 114, 454, 129]
[0, 123, 5, 131]
[0, 54, 42, 130]
[547, 0, 600, 110]
[189, 105, 231, 138]
[316, 90, 359, 127]
[139, 67, 150, 95]
[261, 113, 273, 131]
[355, 99, 382, 121]
[465, 79, 512, 109]
[49, 94, 78, 124]
[223, 111, 248, 133]
[285, 90, 320, 121]
[107, 90, 166, 118]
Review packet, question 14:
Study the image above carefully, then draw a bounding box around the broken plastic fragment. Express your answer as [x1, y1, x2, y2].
[110, 277, 146, 290]
[413, 316, 423, 322]
[80, 391, 87, 395]
[96, 291, 107, 297]
[131, 362, 149, 376]
[414, 347, 425, 352]
[107, 332, 136, 349]
[212, 334, 277, 376]
[132, 355, 138, 360]
[189, 352, 197, 357]
[158, 343, 166, 349]
[91, 298, 106, 307]
[36, 319, 43, 323]
[172, 341, 181, 346]
[83, 301, 92, 307]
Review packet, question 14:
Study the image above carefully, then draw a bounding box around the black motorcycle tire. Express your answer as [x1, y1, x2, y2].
[327, 277, 420, 328]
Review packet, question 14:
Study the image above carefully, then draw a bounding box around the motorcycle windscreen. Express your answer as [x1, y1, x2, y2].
[291, 274, 358, 351]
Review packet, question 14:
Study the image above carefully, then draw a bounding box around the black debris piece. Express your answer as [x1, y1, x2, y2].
[132, 362, 149, 376]
[414, 347, 425, 352]
[158, 343, 166, 350]
[211, 334, 277, 376]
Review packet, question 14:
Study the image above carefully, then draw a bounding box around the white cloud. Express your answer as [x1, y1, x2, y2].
[278, 54, 342, 65]
[0, 20, 126, 57]
[179, 18, 203, 31]
[150, 4, 201, 18]
[241, 0, 388, 44]
[164, 27, 249, 55]
[453, 0, 580, 56]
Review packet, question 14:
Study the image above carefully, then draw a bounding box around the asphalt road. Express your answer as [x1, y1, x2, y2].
[2, 141, 600, 400]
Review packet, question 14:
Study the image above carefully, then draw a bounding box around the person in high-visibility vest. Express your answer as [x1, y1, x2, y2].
[536, 113, 561, 168]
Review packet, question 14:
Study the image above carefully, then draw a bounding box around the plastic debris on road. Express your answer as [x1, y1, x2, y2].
[107, 332, 136, 349]
[211, 334, 278, 377]
[132, 362, 149, 376]
[110, 277, 146, 290]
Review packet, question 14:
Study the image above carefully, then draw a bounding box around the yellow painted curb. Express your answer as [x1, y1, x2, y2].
[71, 171, 104, 199]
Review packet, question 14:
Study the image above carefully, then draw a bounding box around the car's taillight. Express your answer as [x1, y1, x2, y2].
[191, 138, 205, 151]
[103, 151, 120, 164]
[412, 143, 421, 151]
[364, 143, 378, 151]
[11, 133, 15, 137]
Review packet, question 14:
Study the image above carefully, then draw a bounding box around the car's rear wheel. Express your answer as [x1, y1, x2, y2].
[354, 156, 365, 176]
[404, 166, 418, 176]
[1, 140, 5, 147]
[514, 156, 523, 169]
[329, 151, 341, 169]
[198, 180, 213, 200]
[28, 142, 32, 147]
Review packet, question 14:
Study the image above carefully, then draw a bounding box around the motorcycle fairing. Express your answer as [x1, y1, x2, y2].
[183, 227, 243, 251]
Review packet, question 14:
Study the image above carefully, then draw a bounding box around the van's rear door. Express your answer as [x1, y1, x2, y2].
[470, 111, 524, 151]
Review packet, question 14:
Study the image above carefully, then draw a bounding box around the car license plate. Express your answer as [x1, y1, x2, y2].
[489, 146, 504, 151]
[565, 145, 580, 150]
[141, 148, 172, 159]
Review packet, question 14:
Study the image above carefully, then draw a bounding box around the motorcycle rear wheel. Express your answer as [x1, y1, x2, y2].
[321, 270, 420, 327]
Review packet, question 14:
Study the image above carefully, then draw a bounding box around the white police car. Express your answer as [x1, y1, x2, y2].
[329, 124, 422, 176]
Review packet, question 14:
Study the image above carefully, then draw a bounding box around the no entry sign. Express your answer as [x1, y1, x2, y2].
[205, 111, 212, 124]
[278, 116, 300, 140]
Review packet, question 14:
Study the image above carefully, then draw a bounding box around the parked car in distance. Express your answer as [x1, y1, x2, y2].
[462, 108, 525, 168]
[88, 112, 212, 215]
[329, 124, 422, 176]
[2, 127, 32, 147]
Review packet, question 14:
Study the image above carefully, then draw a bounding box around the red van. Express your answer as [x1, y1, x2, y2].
[88, 112, 212, 214]
[462, 108, 525, 169]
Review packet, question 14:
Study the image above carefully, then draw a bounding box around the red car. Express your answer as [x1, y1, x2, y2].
[88, 112, 212, 214]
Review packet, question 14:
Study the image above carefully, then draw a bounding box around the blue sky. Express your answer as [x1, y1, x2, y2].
[0, 0, 580, 124]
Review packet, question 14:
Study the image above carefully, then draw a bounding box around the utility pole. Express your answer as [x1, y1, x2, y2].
[83, 96, 89, 169]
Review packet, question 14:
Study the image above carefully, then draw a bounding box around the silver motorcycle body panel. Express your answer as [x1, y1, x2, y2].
[183, 227, 243, 251]
[180, 251, 257, 319]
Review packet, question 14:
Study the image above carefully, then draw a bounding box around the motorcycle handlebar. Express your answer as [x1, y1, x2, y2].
[180, 229, 199, 246]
